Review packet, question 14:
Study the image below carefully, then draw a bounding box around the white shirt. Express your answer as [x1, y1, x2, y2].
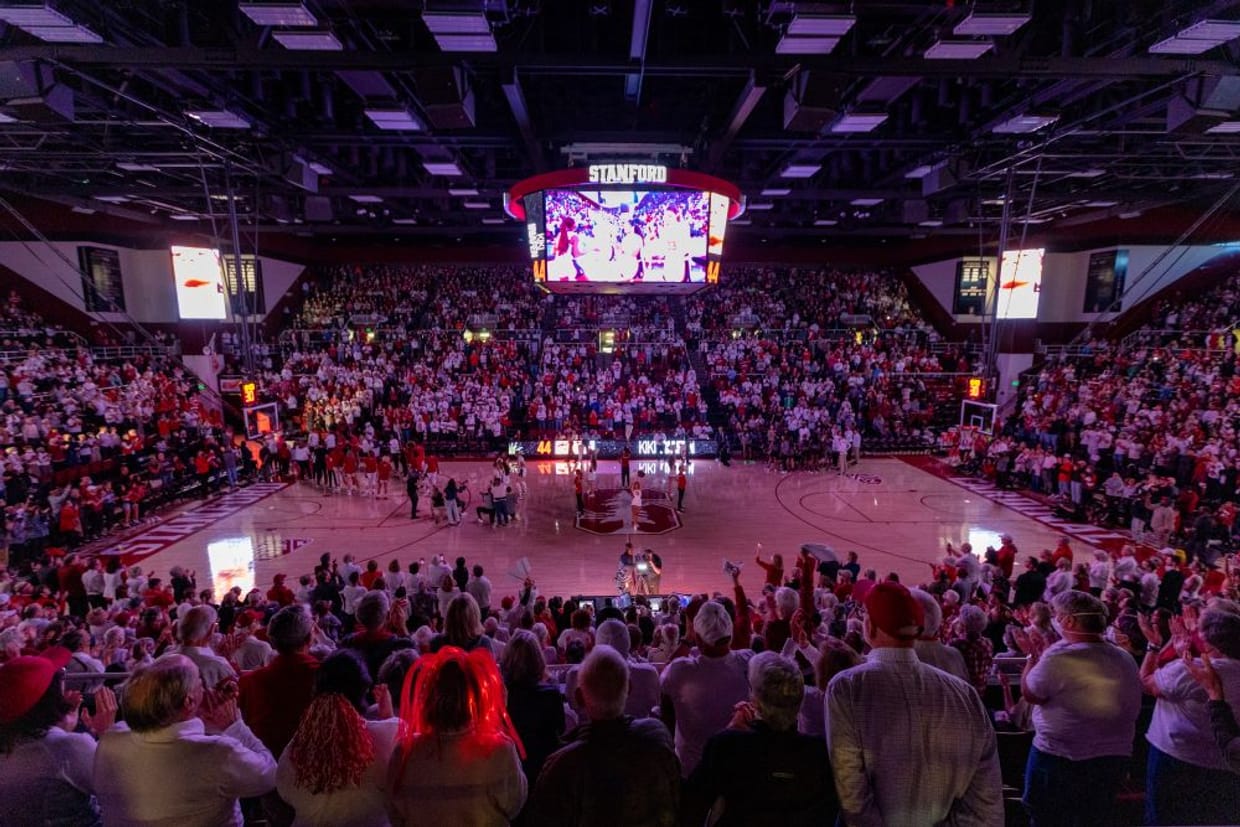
[659, 649, 753, 775]
[95, 718, 277, 827]
[0, 727, 98, 824]
[1148, 656, 1240, 770]
[826, 647, 1002, 827]
[466, 576, 493, 610]
[341, 585, 368, 616]
[913, 639, 971, 683]
[176, 645, 237, 690]
[566, 659, 661, 720]
[276, 718, 398, 827]
[1025, 640, 1142, 760]
[233, 636, 275, 672]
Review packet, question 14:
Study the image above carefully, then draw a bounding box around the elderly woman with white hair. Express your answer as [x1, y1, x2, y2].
[1141, 606, 1240, 824]
[949, 604, 994, 694]
[686, 651, 839, 825]
[1087, 550, 1112, 596]
[909, 588, 969, 682]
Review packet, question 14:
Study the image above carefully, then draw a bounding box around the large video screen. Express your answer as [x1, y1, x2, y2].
[543, 189, 709, 287]
[171, 245, 227, 320]
[997, 248, 1044, 320]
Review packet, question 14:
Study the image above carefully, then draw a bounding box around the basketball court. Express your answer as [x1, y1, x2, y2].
[98, 456, 1123, 602]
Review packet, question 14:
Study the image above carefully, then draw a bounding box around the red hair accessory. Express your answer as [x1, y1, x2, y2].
[391, 646, 525, 792]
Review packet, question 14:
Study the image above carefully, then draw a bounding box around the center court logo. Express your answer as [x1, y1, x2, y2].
[575, 487, 681, 536]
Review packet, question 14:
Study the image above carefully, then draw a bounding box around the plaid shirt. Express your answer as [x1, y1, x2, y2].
[950, 635, 995, 694]
[826, 647, 1002, 827]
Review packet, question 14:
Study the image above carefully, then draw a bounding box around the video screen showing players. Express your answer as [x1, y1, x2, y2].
[543, 189, 709, 284]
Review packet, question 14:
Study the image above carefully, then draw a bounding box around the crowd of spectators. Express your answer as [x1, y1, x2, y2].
[961, 267, 1240, 561]
[1, 293, 252, 564]
[270, 264, 958, 457]
[4, 530, 1240, 825]
[535, 341, 707, 439]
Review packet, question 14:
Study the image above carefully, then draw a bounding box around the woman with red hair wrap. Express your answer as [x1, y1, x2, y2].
[385, 646, 527, 826]
[276, 649, 399, 826]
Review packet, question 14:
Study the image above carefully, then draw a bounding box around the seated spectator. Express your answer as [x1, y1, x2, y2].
[95, 655, 277, 826]
[0, 648, 116, 826]
[239, 605, 321, 758]
[276, 649, 399, 827]
[527, 645, 680, 826]
[687, 651, 838, 825]
[660, 600, 753, 775]
[386, 646, 527, 826]
[500, 629, 566, 786]
[567, 619, 659, 719]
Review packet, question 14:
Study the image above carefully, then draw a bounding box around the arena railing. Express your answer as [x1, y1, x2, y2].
[1119, 327, 1230, 352]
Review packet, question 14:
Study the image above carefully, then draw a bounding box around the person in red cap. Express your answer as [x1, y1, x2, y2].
[0, 647, 117, 824]
[825, 581, 1001, 827]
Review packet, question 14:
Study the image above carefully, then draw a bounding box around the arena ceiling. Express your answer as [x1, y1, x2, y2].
[1, 0, 1240, 246]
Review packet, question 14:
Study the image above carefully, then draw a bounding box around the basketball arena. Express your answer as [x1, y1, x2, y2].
[2, 3, 1240, 826]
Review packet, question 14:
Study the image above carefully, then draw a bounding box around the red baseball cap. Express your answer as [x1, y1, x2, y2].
[0, 646, 72, 724]
[864, 582, 925, 640]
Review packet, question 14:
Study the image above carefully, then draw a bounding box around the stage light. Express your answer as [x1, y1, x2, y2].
[746, 202, 774, 210]
[481, 217, 506, 224]
[918, 219, 944, 227]
[1206, 121, 1240, 134]
[272, 31, 343, 50]
[1176, 20, 1240, 41]
[308, 162, 333, 175]
[239, 2, 317, 27]
[760, 188, 791, 196]
[775, 36, 838, 55]
[463, 200, 490, 209]
[780, 163, 821, 179]
[348, 195, 383, 203]
[924, 40, 993, 60]
[1149, 36, 1218, 54]
[813, 219, 838, 226]
[423, 161, 464, 176]
[831, 113, 888, 133]
[116, 162, 160, 172]
[422, 12, 490, 34]
[905, 165, 935, 179]
[0, 4, 75, 26]
[25, 25, 102, 42]
[364, 107, 423, 131]
[185, 109, 250, 129]
[787, 14, 855, 36]
[449, 187, 479, 196]
[992, 113, 1058, 133]
[434, 34, 497, 52]
[850, 198, 884, 206]
[953, 12, 1031, 36]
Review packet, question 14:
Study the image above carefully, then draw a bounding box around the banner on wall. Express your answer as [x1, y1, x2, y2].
[1083, 249, 1128, 313]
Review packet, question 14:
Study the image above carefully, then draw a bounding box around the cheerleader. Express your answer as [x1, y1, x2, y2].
[629, 480, 643, 531]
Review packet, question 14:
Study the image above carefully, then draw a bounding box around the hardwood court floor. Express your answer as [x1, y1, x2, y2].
[115, 457, 1100, 602]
